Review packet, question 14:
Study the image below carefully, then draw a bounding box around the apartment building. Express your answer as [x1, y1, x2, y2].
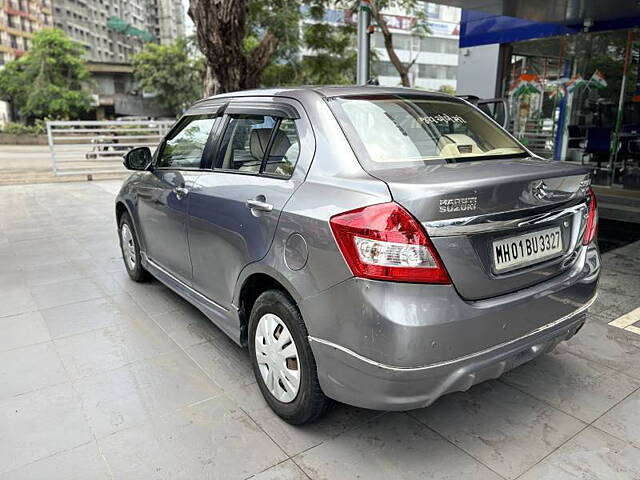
[52, 0, 184, 64]
[372, 3, 461, 90]
[303, 3, 460, 90]
[154, 0, 185, 45]
[0, 0, 52, 66]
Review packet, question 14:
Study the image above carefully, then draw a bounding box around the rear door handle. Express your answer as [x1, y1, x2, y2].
[246, 198, 273, 213]
[173, 186, 189, 199]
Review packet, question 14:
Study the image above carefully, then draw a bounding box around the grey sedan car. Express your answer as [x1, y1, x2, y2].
[115, 86, 600, 424]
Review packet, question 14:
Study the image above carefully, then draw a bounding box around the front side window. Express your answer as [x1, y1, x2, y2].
[157, 115, 216, 169]
[331, 95, 527, 169]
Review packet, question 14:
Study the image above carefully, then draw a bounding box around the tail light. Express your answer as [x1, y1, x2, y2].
[582, 187, 598, 245]
[329, 202, 450, 284]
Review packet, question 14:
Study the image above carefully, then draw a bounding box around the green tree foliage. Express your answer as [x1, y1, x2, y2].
[367, 0, 431, 87]
[262, 3, 358, 86]
[189, 0, 359, 92]
[438, 84, 456, 95]
[132, 38, 204, 115]
[0, 29, 92, 121]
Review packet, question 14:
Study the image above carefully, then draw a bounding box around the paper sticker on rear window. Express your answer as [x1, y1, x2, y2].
[418, 114, 466, 125]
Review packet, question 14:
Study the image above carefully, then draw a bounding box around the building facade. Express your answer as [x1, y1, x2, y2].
[303, 3, 461, 90]
[49, 0, 185, 118]
[372, 3, 460, 90]
[0, 0, 53, 124]
[52, 0, 184, 64]
[153, 0, 185, 45]
[0, 0, 52, 66]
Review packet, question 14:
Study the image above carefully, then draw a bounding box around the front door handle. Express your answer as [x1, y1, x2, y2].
[173, 186, 189, 199]
[246, 198, 273, 213]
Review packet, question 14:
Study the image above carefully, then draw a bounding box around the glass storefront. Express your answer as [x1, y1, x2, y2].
[501, 29, 640, 191]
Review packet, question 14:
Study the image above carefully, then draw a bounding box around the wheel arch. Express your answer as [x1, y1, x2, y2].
[115, 198, 147, 253]
[115, 200, 128, 226]
[234, 266, 303, 347]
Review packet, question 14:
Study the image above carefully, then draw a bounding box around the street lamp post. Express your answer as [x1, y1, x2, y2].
[356, 0, 371, 85]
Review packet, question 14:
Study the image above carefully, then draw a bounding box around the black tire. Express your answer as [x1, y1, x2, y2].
[248, 290, 332, 424]
[118, 212, 151, 283]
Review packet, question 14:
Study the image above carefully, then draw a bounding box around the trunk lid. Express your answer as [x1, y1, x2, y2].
[371, 157, 591, 300]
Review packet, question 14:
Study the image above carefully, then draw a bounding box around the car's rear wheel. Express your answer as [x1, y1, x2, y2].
[248, 290, 331, 424]
[118, 212, 151, 282]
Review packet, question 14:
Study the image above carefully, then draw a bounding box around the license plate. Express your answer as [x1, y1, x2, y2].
[492, 227, 563, 272]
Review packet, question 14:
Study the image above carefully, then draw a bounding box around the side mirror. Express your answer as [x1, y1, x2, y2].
[123, 147, 152, 171]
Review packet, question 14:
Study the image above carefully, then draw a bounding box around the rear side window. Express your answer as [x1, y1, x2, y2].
[157, 115, 216, 169]
[263, 119, 300, 178]
[215, 115, 277, 173]
[331, 95, 526, 168]
[215, 114, 300, 178]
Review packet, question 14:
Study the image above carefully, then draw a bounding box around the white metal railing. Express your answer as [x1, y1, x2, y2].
[46, 120, 175, 176]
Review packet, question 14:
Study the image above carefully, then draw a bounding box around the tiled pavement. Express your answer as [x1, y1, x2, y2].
[1, 180, 640, 480]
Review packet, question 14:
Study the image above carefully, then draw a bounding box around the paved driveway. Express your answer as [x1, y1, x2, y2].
[1, 180, 640, 480]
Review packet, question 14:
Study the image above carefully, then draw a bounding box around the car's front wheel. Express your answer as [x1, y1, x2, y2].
[118, 212, 151, 282]
[248, 290, 331, 424]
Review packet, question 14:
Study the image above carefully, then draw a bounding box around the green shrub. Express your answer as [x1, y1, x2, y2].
[0, 120, 46, 135]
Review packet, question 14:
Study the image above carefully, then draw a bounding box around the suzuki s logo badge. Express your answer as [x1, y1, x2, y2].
[439, 196, 477, 214]
[531, 180, 552, 201]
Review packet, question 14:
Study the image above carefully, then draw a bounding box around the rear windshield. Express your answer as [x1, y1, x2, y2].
[330, 95, 527, 167]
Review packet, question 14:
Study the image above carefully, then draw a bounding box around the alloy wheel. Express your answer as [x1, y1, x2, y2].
[120, 223, 137, 271]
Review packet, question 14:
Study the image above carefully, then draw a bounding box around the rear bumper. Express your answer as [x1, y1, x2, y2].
[309, 296, 592, 410]
[302, 244, 599, 410]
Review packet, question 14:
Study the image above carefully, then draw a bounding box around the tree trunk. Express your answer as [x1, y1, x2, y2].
[188, 0, 278, 94]
[370, 1, 411, 87]
[203, 64, 217, 97]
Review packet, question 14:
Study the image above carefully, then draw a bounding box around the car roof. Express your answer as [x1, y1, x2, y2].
[192, 85, 455, 104]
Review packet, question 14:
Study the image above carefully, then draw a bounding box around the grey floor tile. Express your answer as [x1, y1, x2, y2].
[152, 305, 225, 349]
[16, 249, 68, 270]
[0, 441, 110, 480]
[410, 381, 586, 480]
[106, 291, 154, 320]
[602, 251, 640, 276]
[502, 348, 640, 422]
[519, 426, 640, 480]
[249, 460, 309, 480]
[186, 338, 255, 392]
[594, 388, 640, 448]
[21, 261, 86, 287]
[0, 268, 26, 289]
[0, 341, 68, 400]
[127, 282, 191, 316]
[90, 273, 130, 296]
[559, 317, 640, 379]
[0, 285, 36, 318]
[0, 383, 93, 474]
[75, 350, 222, 438]
[0, 310, 50, 352]
[6, 227, 62, 245]
[228, 382, 380, 457]
[590, 296, 640, 323]
[41, 297, 131, 339]
[0, 252, 23, 273]
[295, 412, 501, 480]
[30, 278, 105, 310]
[99, 395, 287, 480]
[54, 314, 178, 380]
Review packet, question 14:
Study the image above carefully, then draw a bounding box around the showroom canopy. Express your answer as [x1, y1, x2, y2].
[431, 0, 640, 47]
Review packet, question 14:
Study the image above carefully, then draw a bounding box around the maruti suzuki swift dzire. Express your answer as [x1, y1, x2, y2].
[116, 87, 600, 424]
